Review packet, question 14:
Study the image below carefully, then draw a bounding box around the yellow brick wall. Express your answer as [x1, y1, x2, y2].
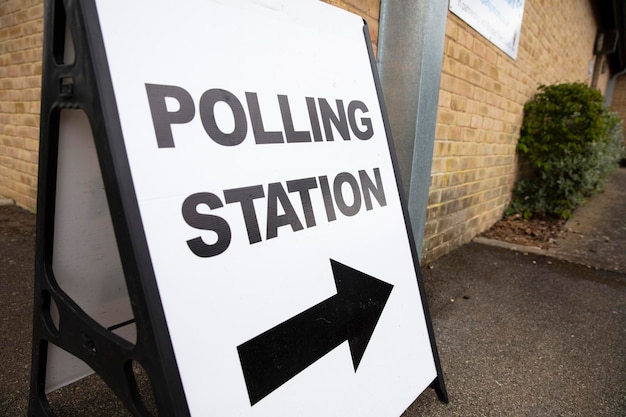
[0, 1, 379, 211]
[423, 0, 599, 262]
[0, 0, 44, 210]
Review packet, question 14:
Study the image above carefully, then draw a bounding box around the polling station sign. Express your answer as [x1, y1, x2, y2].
[97, 0, 440, 414]
[32, 0, 445, 415]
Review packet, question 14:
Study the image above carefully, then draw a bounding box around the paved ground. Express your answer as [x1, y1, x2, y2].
[404, 168, 626, 417]
[1, 168, 625, 416]
[549, 167, 626, 274]
[403, 243, 625, 417]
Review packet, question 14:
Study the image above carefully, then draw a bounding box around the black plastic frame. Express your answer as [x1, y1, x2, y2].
[28, 1, 190, 416]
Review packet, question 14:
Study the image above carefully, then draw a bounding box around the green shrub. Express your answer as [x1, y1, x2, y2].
[508, 82, 626, 219]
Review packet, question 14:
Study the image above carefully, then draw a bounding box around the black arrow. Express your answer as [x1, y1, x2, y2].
[237, 259, 393, 405]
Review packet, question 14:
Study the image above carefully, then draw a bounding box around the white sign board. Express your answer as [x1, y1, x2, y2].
[449, 0, 525, 59]
[94, 0, 437, 415]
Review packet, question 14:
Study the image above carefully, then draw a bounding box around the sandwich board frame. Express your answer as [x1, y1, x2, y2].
[29, 0, 189, 415]
[29, 0, 448, 416]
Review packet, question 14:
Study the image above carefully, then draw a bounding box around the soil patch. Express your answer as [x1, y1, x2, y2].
[0, 204, 36, 237]
[479, 214, 566, 249]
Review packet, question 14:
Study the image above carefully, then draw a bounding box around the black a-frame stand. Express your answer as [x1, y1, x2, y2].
[28, 1, 190, 415]
[29, 1, 447, 416]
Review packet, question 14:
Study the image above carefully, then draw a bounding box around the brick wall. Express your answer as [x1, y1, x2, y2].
[0, 0, 44, 210]
[423, 0, 599, 262]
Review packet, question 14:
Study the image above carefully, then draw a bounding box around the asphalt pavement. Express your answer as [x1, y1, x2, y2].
[0, 168, 624, 416]
[405, 167, 626, 416]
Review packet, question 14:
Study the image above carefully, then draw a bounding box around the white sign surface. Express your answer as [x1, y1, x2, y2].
[94, 0, 437, 415]
[449, 0, 525, 59]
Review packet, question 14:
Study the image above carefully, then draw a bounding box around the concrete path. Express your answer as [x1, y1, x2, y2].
[403, 242, 625, 417]
[548, 167, 626, 274]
